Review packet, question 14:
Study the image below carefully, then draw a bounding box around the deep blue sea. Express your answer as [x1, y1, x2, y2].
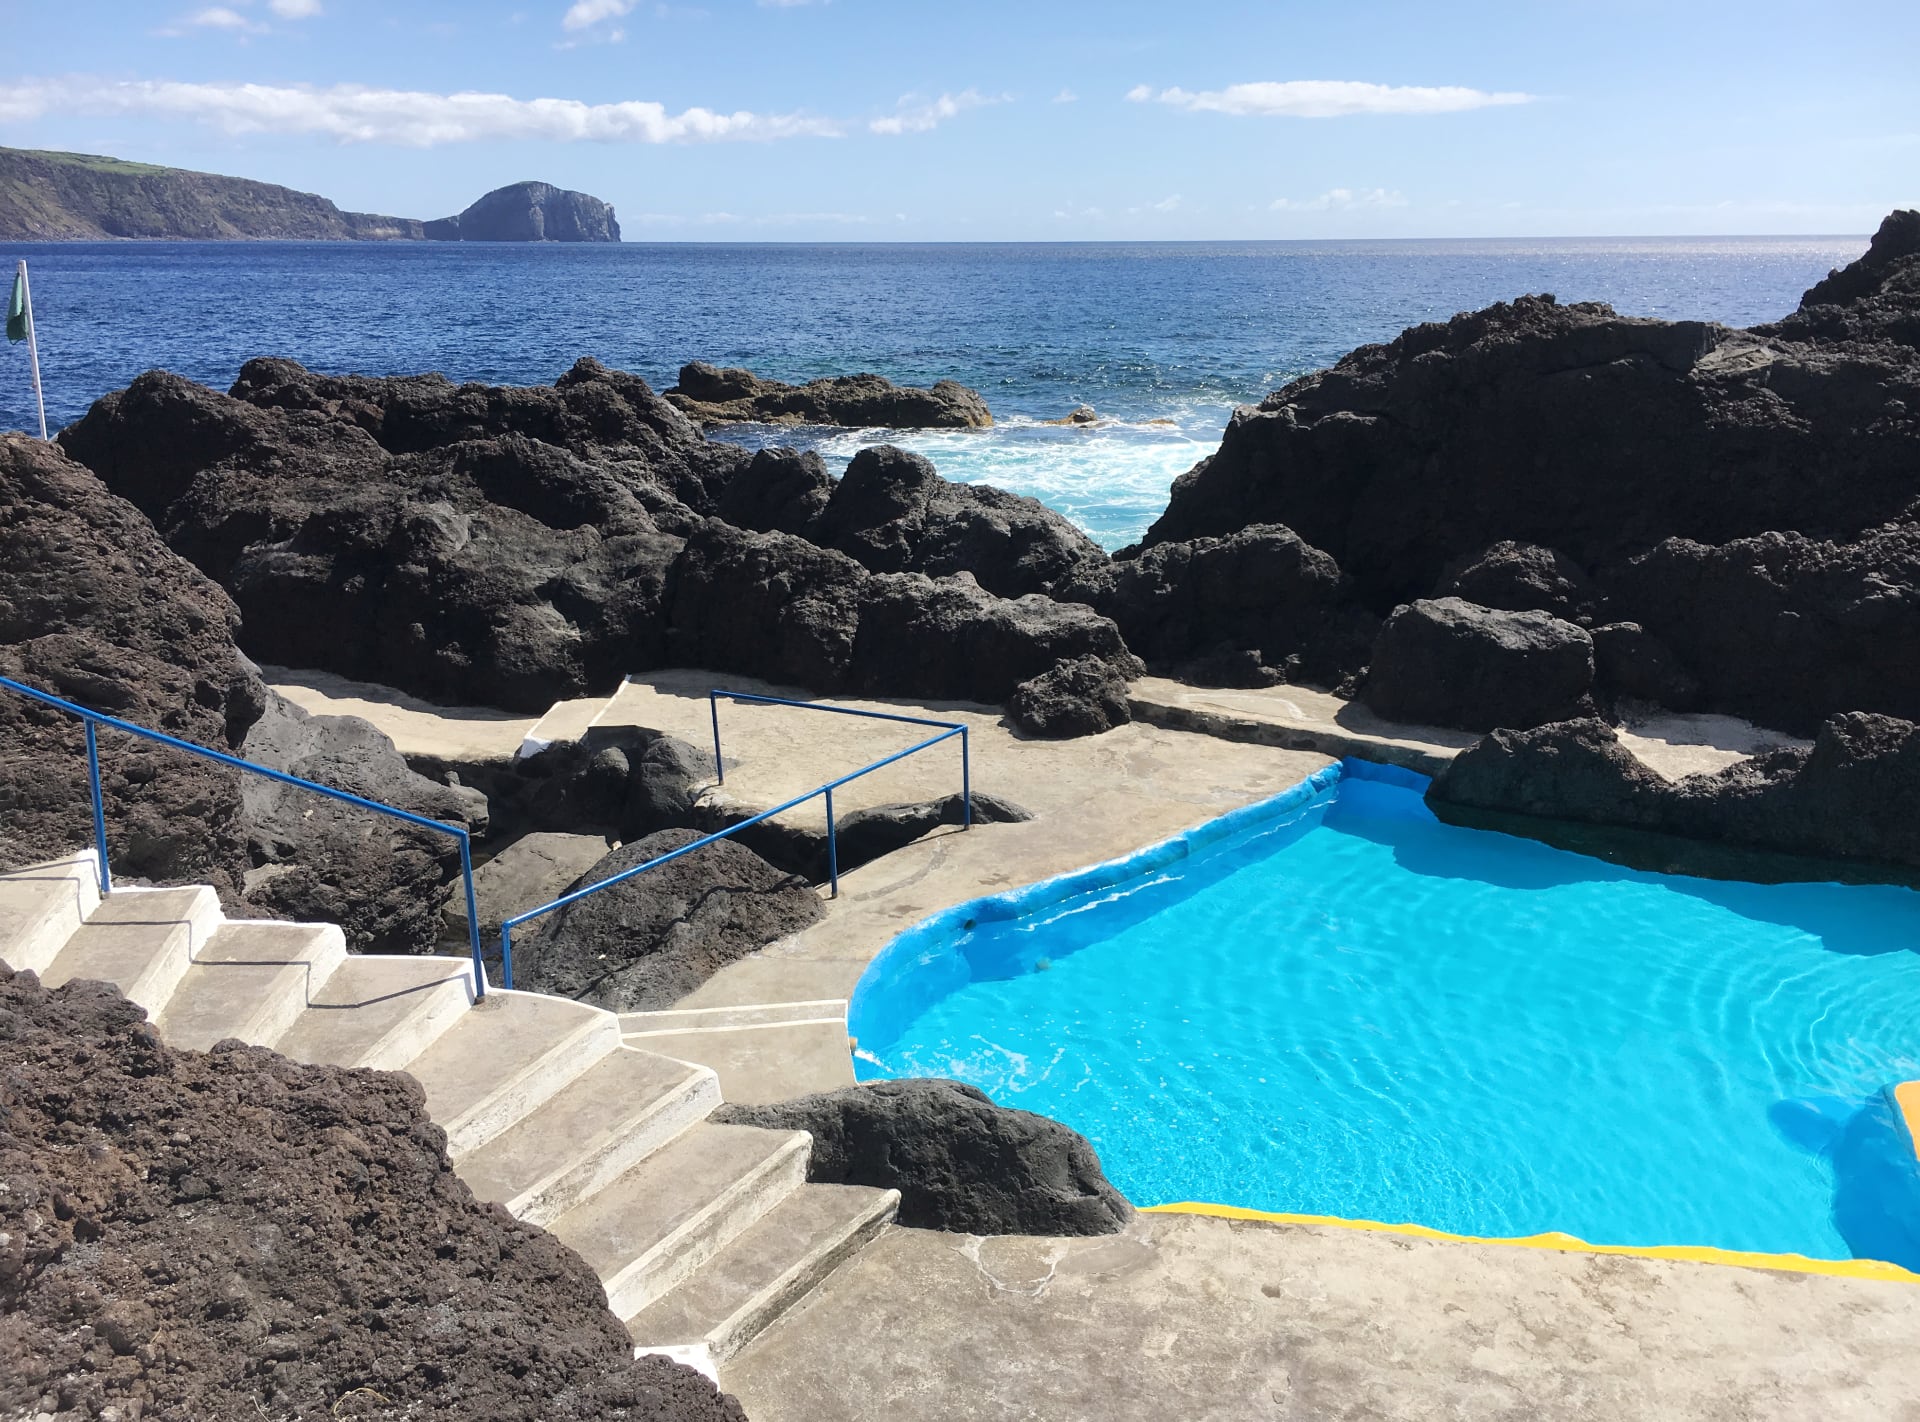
[1, 237, 1866, 546]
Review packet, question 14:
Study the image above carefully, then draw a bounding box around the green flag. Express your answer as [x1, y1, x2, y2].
[5, 267, 25, 344]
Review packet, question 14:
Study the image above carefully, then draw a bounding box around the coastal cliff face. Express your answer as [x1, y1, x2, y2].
[428, 180, 621, 243]
[0, 149, 619, 243]
[0, 147, 426, 241]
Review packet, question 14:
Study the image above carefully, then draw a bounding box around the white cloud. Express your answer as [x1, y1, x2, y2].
[1152, 193, 1181, 212]
[1269, 187, 1409, 211]
[0, 77, 842, 146]
[1052, 88, 1078, 104]
[1128, 80, 1534, 118]
[562, 0, 634, 30]
[186, 6, 264, 31]
[758, 0, 825, 6]
[268, 0, 323, 16]
[869, 88, 1005, 135]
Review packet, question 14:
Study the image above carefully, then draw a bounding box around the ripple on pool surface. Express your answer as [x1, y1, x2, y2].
[850, 767, 1920, 1268]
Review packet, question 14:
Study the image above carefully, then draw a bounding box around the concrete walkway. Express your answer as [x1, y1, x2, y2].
[726, 1213, 1920, 1422]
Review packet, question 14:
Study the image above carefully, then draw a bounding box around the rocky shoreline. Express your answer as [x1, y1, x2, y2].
[5, 208, 1919, 979]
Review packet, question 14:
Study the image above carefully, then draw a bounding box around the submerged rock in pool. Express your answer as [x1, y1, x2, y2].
[714, 1078, 1134, 1236]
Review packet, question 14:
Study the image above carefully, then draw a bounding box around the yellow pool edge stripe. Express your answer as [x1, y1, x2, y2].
[1895, 1080, 1920, 1165]
[1141, 1202, 1920, 1283]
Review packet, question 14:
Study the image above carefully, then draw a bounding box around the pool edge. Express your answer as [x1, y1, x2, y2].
[1140, 1202, 1920, 1284]
[1893, 1081, 1920, 1164]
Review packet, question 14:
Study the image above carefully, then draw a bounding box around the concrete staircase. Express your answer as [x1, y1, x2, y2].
[0, 849, 896, 1377]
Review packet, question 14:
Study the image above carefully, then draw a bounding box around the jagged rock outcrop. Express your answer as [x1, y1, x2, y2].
[811, 445, 1107, 598]
[1007, 656, 1136, 738]
[0, 966, 746, 1422]
[1136, 209, 1920, 734]
[59, 361, 1138, 732]
[693, 790, 1033, 883]
[714, 1078, 1133, 1236]
[0, 434, 475, 950]
[515, 829, 824, 1010]
[663, 519, 1135, 705]
[1362, 598, 1596, 733]
[425, 180, 621, 243]
[1428, 712, 1920, 879]
[1604, 521, 1920, 735]
[1072, 524, 1379, 688]
[666, 361, 993, 429]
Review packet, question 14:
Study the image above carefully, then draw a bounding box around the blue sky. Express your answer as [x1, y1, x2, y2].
[3, 0, 1914, 239]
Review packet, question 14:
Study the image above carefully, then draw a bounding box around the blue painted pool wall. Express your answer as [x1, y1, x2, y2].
[849, 759, 1371, 1054]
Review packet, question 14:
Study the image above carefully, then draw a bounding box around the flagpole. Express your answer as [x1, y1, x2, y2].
[17, 261, 46, 440]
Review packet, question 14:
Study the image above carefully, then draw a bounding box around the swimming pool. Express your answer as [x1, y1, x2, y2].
[849, 762, 1920, 1269]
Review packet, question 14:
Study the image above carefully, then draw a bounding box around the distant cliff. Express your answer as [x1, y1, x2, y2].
[426, 182, 621, 243]
[0, 149, 620, 243]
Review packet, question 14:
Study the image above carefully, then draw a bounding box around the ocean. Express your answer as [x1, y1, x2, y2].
[2, 236, 1867, 548]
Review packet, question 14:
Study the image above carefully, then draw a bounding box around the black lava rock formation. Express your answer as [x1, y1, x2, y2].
[1133, 209, 1920, 734]
[1428, 712, 1920, 880]
[714, 1078, 1134, 1236]
[0, 965, 745, 1422]
[0, 434, 476, 952]
[666, 361, 992, 429]
[1361, 598, 1596, 733]
[514, 828, 825, 1010]
[58, 360, 1137, 729]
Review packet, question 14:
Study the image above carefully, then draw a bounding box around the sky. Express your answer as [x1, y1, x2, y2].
[1, 0, 1914, 241]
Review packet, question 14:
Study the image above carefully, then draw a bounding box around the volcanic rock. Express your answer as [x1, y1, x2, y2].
[666, 361, 993, 429]
[694, 790, 1033, 882]
[0, 965, 745, 1422]
[664, 520, 1138, 706]
[515, 828, 824, 1010]
[1007, 655, 1135, 738]
[1604, 522, 1920, 735]
[1589, 621, 1703, 712]
[1434, 541, 1602, 622]
[236, 694, 489, 953]
[716, 446, 834, 536]
[1074, 524, 1379, 688]
[1428, 712, 1920, 877]
[1145, 291, 1920, 606]
[1764, 208, 1920, 348]
[1362, 598, 1596, 732]
[61, 362, 1138, 732]
[0, 435, 473, 950]
[812, 444, 1107, 598]
[714, 1078, 1133, 1236]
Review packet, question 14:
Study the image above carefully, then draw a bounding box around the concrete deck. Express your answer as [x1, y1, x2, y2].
[590, 671, 1334, 1094]
[726, 1213, 1920, 1422]
[264, 666, 604, 762]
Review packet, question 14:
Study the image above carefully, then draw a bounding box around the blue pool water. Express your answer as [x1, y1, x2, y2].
[850, 766, 1920, 1267]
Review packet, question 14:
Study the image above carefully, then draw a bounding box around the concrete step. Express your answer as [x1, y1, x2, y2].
[625, 1183, 898, 1364]
[0, 851, 102, 976]
[619, 999, 848, 1036]
[268, 954, 477, 1070]
[153, 920, 348, 1053]
[39, 886, 223, 1017]
[456, 1047, 722, 1228]
[396, 989, 622, 1158]
[548, 1122, 811, 1320]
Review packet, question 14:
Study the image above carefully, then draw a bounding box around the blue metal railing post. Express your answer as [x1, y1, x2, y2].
[499, 921, 516, 992]
[825, 786, 838, 897]
[0, 673, 487, 1001]
[710, 692, 725, 785]
[961, 726, 972, 830]
[84, 720, 112, 896]
[457, 832, 486, 997]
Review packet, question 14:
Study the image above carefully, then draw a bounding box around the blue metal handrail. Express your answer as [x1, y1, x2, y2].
[496, 689, 971, 990]
[0, 673, 488, 999]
